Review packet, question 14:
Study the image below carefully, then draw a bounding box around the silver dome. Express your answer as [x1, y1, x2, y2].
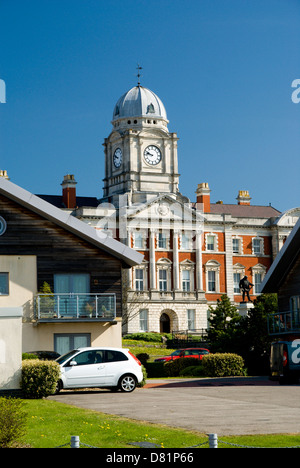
[112, 86, 167, 121]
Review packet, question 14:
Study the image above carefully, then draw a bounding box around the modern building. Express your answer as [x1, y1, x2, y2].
[0, 176, 142, 391]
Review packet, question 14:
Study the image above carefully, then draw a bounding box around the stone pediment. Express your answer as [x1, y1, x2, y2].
[126, 194, 204, 232]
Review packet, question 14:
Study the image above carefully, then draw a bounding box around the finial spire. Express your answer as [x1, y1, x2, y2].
[136, 63, 142, 86]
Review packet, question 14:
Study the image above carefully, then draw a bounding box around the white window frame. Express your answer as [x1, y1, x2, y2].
[251, 264, 267, 294]
[187, 309, 196, 331]
[233, 263, 245, 295]
[156, 230, 170, 250]
[133, 229, 147, 249]
[205, 233, 218, 252]
[139, 309, 148, 332]
[135, 268, 144, 291]
[232, 236, 243, 255]
[252, 236, 264, 256]
[205, 260, 220, 293]
[157, 258, 172, 292]
[180, 232, 192, 250]
[180, 259, 195, 292]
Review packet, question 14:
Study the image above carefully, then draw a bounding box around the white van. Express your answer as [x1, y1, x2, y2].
[55, 347, 143, 393]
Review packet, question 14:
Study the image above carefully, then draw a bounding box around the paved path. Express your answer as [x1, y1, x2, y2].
[49, 377, 300, 436]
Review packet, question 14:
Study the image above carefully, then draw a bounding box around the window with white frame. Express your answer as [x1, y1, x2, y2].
[232, 236, 243, 254]
[180, 259, 195, 292]
[180, 233, 191, 250]
[251, 264, 266, 294]
[159, 269, 167, 291]
[233, 273, 241, 294]
[233, 263, 245, 294]
[139, 309, 148, 332]
[182, 270, 191, 292]
[157, 231, 169, 249]
[135, 268, 144, 291]
[205, 233, 218, 251]
[133, 230, 146, 249]
[205, 260, 220, 293]
[252, 237, 264, 255]
[157, 258, 172, 292]
[187, 309, 196, 331]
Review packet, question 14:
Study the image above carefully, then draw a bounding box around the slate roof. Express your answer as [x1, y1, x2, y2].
[209, 203, 281, 218]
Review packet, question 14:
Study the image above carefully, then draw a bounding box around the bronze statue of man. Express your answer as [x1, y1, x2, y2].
[239, 275, 253, 302]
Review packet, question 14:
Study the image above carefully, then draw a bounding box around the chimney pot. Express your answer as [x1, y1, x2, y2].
[196, 182, 211, 213]
[61, 174, 77, 209]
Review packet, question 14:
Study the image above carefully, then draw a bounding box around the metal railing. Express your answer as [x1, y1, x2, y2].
[35, 293, 116, 321]
[268, 310, 300, 335]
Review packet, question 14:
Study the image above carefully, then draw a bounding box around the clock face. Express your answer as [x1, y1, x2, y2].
[144, 145, 162, 165]
[113, 148, 122, 168]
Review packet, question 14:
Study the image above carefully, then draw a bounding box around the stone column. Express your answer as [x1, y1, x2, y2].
[173, 230, 180, 290]
[149, 228, 156, 290]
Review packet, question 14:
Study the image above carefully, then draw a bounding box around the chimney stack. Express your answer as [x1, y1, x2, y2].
[0, 170, 10, 180]
[61, 174, 77, 209]
[237, 190, 251, 205]
[196, 182, 211, 213]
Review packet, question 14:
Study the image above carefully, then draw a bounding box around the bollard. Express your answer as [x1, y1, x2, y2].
[208, 433, 218, 448]
[71, 435, 80, 448]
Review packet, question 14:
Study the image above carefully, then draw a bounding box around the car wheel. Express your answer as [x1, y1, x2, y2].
[55, 379, 63, 394]
[118, 374, 137, 392]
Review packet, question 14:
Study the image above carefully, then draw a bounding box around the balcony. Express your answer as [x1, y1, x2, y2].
[34, 293, 116, 322]
[267, 310, 300, 336]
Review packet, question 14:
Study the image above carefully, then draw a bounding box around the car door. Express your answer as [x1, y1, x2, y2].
[103, 350, 129, 385]
[63, 350, 106, 388]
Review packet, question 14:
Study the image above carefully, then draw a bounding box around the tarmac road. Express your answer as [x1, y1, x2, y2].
[49, 376, 300, 436]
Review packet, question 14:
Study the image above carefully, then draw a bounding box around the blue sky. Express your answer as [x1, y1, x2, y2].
[0, 0, 299, 212]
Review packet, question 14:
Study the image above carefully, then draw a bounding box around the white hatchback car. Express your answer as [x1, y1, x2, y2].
[55, 347, 143, 393]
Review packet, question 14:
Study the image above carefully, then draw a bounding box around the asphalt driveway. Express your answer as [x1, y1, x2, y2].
[49, 376, 300, 436]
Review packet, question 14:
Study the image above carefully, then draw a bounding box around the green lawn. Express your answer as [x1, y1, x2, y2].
[20, 399, 300, 449]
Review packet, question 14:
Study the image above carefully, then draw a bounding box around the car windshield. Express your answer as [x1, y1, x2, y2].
[56, 349, 78, 364]
[170, 350, 183, 356]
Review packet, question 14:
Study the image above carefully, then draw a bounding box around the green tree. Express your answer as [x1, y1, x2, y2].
[240, 293, 278, 374]
[207, 294, 242, 352]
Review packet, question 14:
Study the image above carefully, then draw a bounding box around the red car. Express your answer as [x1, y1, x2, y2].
[154, 348, 210, 363]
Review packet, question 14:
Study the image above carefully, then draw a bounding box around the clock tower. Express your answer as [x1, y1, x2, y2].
[103, 84, 180, 204]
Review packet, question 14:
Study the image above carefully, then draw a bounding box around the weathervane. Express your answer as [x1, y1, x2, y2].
[136, 64, 142, 86]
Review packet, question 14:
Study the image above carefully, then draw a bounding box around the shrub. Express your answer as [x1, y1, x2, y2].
[164, 358, 202, 377]
[179, 365, 204, 377]
[0, 398, 28, 448]
[144, 362, 167, 378]
[22, 352, 38, 360]
[123, 332, 172, 343]
[202, 353, 246, 377]
[21, 359, 61, 398]
[136, 353, 150, 365]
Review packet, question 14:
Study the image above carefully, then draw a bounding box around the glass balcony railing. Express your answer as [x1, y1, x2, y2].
[267, 310, 300, 335]
[35, 293, 116, 321]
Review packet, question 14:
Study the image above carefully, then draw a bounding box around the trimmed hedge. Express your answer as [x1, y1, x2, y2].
[123, 332, 172, 342]
[164, 358, 202, 377]
[21, 360, 61, 399]
[202, 353, 246, 377]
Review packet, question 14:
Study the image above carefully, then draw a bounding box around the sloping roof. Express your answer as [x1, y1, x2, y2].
[209, 203, 281, 218]
[0, 178, 143, 268]
[37, 194, 100, 209]
[261, 217, 300, 293]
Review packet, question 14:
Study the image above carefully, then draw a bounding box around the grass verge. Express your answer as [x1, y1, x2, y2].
[20, 399, 300, 449]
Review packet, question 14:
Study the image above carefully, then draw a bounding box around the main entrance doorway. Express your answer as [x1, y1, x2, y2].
[160, 313, 171, 333]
